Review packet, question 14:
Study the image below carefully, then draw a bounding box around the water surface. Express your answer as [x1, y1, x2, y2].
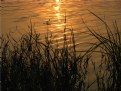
[1, 0, 121, 49]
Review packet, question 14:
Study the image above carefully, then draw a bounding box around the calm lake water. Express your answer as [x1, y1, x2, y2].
[1, 0, 121, 49]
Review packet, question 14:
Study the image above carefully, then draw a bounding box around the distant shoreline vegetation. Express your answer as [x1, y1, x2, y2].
[1, 14, 121, 91]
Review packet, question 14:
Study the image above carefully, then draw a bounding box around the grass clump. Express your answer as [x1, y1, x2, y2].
[1, 22, 90, 91]
[85, 11, 121, 91]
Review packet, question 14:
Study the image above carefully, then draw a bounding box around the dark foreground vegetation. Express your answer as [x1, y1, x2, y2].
[1, 15, 121, 91]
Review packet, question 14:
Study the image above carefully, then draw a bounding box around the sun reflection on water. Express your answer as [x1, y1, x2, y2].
[54, 0, 64, 29]
[54, 5, 60, 11]
[56, 0, 60, 3]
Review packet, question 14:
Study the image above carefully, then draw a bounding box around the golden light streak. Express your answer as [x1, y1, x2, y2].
[54, 0, 64, 29]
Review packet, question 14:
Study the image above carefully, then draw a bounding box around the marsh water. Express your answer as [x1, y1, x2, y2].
[1, 0, 121, 49]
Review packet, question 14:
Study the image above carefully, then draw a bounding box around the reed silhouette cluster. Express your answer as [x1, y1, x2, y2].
[1, 15, 121, 91]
